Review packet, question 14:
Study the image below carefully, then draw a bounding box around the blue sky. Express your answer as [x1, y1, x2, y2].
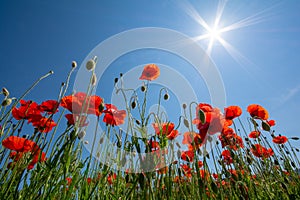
[1, 0, 300, 144]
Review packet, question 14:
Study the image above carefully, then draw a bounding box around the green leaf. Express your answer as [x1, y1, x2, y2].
[262, 121, 270, 131]
[198, 109, 206, 124]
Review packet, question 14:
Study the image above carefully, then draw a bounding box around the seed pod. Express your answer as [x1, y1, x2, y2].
[86, 59, 96, 71]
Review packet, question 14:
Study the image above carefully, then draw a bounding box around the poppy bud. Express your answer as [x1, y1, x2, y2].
[163, 93, 169, 100]
[99, 137, 104, 144]
[2, 87, 9, 96]
[182, 103, 187, 109]
[141, 85, 146, 92]
[72, 61, 77, 68]
[120, 73, 123, 77]
[49, 70, 54, 74]
[114, 78, 118, 84]
[183, 119, 189, 128]
[2, 98, 12, 106]
[135, 120, 141, 125]
[91, 73, 97, 86]
[78, 131, 86, 140]
[176, 142, 181, 148]
[131, 101, 136, 109]
[86, 59, 96, 71]
[84, 140, 89, 144]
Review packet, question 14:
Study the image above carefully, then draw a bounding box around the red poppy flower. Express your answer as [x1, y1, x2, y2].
[221, 150, 233, 165]
[219, 132, 244, 150]
[148, 140, 160, 151]
[139, 64, 160, 81]
[267, 120, 276, 127]
[27, 150, 46, 170]
[181, 164, 192, 178]
[249, 131, 261, 139]
[12, 100, 41, 120]
[65, 114, 89, 127]
[2, 136, 37, 152]
[196, 103, 213, 113]
[247, 104, 269, 120]
[224, 105, 242, 120]
[182, 131, 203, 149]
[107, 173, 117, 185]
[38, 100, 59, 114]
[66, 177, 72, 185]
[103, 104, 126, 126]
[153, 122, 179, 140]
[29, 115, 57, 133]
[60, 92, 103, 116]
[272, 135, 288, 144]
[181, 150, 194, 162]
[193, 106, 224, 136]
[251, 144, 274, 158]
[198, 161, 203, 168]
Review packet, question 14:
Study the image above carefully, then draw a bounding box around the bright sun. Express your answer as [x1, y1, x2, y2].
[208, 26, 221, 42]
[181, 0, 272, 56]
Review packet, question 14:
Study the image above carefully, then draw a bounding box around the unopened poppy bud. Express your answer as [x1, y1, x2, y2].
[182, 103, 187, 109]
[49, 70, 54, 74]
[163, 93, 169, 100]
[120, 73, 123, 77]
[131, 101, 136, 109]
[183, 119, 189, 128]
[84, 140, 89, 144]
[114, 78, 118, 84]
[141, 85, 146, 92]
[91, 73, 97, 86]
[2, 87, 9, 96]
[99, 137, 104, 144]
[72, 61, 77, 68]
[2, 98, 12, 106]
[135, 119, 141, 125]
[78, 131, 86, 139]
[86, 59, 96, 71]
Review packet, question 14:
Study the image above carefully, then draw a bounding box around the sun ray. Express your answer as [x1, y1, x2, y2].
[179, 0, 211, 32]
[220, 3, 280, 33]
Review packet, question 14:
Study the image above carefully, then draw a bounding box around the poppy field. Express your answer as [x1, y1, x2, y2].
[0, 59, 300, 200]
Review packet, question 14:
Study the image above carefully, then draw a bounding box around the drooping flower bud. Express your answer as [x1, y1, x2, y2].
[131, 101, 136, 109]
[72, 61, 77, 68]
[163, 93, 169, 100]
[1, 98, 12, 106]
[2, 87, 9, 96]
[141, 85, 146, 92]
